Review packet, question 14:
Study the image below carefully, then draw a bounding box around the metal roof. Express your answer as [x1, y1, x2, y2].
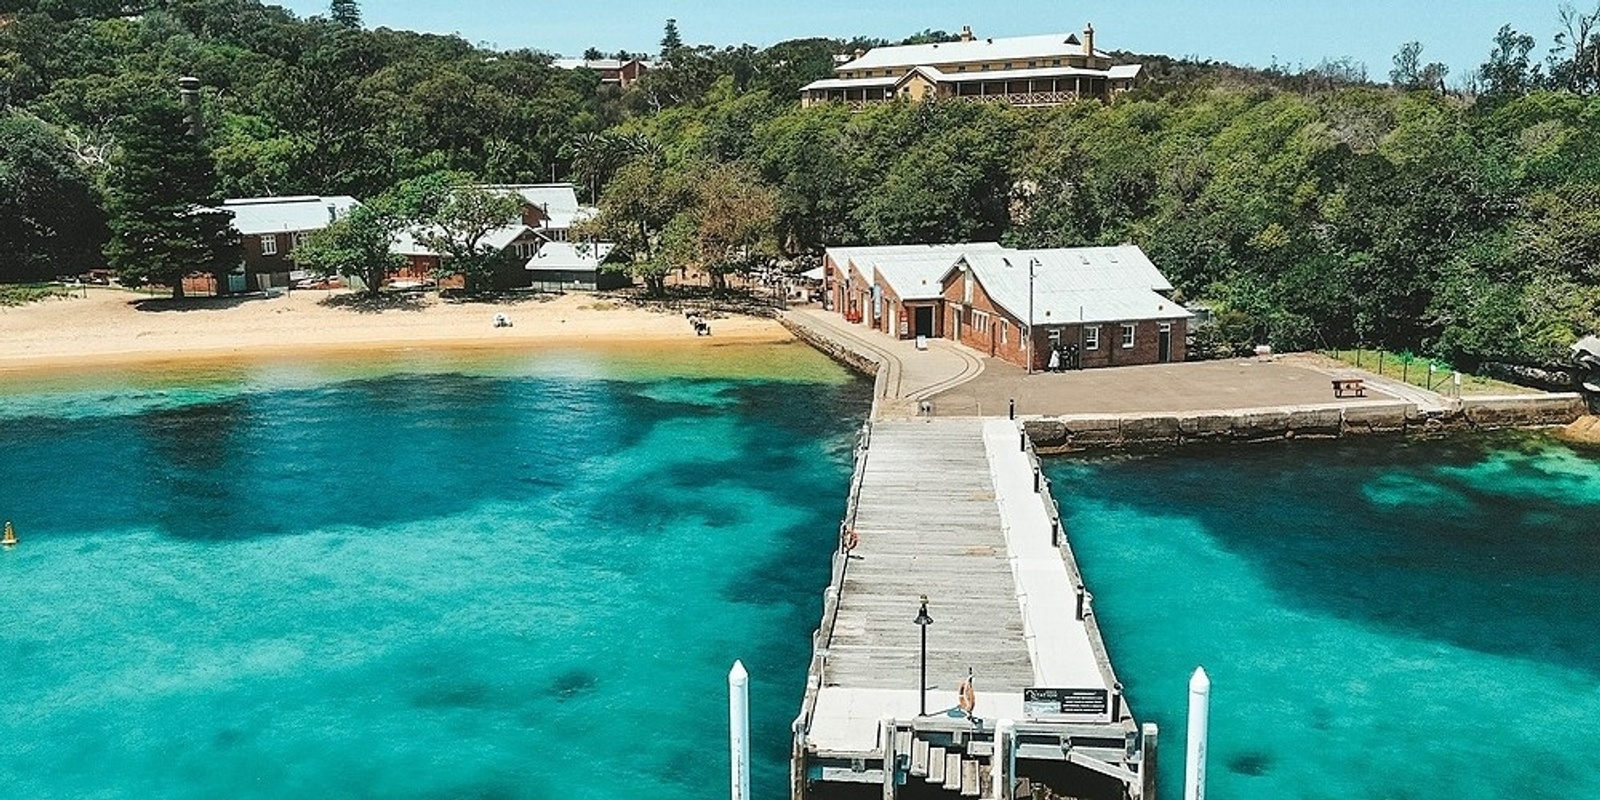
[867, 253, 972, 300]
[840, 33, 1110, 72]
[391, 224, 532, 257]
[955, 246, 1189, 325]
[799, 75, 900, 92]
[524, 241, 613, 272]
[221, 196, 360, 236]
[902, 63, 1138, 84]
[478, 184, 595, 230]
[826, 242, 1002, 270]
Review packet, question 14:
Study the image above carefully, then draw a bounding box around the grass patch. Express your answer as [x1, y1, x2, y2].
[1320, 348, 1535, 395]
[0, 284, 73, 306]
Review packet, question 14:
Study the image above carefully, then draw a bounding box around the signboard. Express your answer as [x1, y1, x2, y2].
[1024, 687, 1109, 718]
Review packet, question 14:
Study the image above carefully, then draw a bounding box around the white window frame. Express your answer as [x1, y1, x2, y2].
[260, 234, 278, 256]
[963, 271, 974, 304]
[1122, 323, 1137, 349]
[1001, 320, 1008, 344]
[1084, 325, 1100, 350]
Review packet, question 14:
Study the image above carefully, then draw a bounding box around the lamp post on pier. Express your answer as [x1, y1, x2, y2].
[1026, 258, 1039, 375]
[914, 596, 933, 716]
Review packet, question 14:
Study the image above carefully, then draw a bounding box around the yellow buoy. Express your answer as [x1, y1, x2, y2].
[2, 520, 16, 547]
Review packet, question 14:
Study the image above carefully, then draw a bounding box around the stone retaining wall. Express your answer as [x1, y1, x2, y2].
[1025, 394, 1588, 453]
[779, 317, 880, 379]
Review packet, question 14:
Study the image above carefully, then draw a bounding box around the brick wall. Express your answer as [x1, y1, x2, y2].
[941, 264, 1188, 369]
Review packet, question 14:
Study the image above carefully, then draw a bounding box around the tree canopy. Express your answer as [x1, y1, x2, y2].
[3, 0, 1599, 364]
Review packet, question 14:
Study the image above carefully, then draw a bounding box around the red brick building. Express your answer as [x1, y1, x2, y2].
[823, 243, 1003, 330]
[222, 195, 360, 291]
[945, 247, 1190, 370]
[822, 243, 1190, 370]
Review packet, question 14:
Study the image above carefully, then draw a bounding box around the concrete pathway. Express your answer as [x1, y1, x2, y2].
[782, 308, 985, 417]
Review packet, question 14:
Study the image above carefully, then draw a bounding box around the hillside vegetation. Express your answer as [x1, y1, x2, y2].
[2, 1, 1598, 365]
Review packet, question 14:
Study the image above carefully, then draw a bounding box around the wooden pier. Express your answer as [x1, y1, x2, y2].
[792, 417, 1156, 799]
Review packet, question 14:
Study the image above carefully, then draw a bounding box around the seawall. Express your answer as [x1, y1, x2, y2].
[1024, 394, 1588, 453]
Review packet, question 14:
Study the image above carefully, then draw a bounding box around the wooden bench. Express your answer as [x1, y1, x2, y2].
[1332, 378, 1365, 398]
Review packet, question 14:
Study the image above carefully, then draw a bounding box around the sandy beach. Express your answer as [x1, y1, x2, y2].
[0, 288, 796, 375]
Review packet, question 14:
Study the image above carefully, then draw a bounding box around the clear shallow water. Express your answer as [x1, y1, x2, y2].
[0, 347, 869, 799]
[1048, 436, 1600, 799]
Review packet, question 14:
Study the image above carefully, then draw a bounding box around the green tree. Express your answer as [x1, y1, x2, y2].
[660, 18, 682, 62]
[389, 174, 524, 293]
[1478, 25, 1540, 100]
[687, 161, 779, 295]
[292, 203, 401, 297]
[103, 94, 238, 298]
[577, 159, 695, 296]
[0, 111, 108, 282]
[330, 0, 361, 27]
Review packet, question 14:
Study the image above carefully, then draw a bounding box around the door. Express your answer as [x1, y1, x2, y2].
[915, 306, 934, 338]
[1159, 323, 1173, 362]
[990, 322, 998, 357]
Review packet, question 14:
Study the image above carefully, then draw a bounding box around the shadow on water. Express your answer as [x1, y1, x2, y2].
[0, 372, 697, 540]
[1046, 433, 1600, 677]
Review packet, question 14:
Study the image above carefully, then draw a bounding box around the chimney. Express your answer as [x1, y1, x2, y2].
[177, 76, 202, 137]
[853, 47, 865, 60]
[1083, 23, 1095, 57]
[960, 25, 974, 42]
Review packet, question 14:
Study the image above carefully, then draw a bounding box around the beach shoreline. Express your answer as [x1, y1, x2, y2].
[0, 288, 797, 378]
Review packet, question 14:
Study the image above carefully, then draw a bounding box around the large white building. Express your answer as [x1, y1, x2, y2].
[800, 24, 1141, 108]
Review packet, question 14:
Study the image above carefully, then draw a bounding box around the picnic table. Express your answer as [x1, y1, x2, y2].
[1332, 378, 1365, 398]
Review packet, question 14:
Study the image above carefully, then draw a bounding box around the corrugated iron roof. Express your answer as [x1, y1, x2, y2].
[840, 33, 1109, 72]
[391, 224, 532, 257]
[524, 241, 613, 272]
[957, 246, 1189, 325]
[221, 196, 360, 236]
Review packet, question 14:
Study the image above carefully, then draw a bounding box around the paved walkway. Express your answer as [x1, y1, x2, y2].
[806, 418, 1110, 756]
[782, 309, 984, 417]
[783, 307, 1460, 418]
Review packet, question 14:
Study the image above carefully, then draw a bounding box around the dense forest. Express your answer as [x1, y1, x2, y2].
[3, 0, 1600, 366]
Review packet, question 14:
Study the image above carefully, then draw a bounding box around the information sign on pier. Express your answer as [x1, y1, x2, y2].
[1024, 687, 1109, 718]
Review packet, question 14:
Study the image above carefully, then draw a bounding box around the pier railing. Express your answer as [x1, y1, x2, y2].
[1018, 424, 1129, 722]
[792, 419, 874, 793]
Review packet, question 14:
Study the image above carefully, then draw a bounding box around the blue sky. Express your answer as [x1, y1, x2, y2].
[276, 1, 1563, 82]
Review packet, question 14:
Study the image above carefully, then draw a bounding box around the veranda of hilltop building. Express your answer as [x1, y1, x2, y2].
[221, 195, 361, 291]
[551, 57, 650, 89]
[799, 25, 1141, 108]
[823, 243, 1190, 370]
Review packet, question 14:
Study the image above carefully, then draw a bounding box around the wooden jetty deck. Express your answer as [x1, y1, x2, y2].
[792, 417, 1157, 799]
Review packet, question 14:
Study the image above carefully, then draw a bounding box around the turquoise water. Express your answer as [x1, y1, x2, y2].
[0, 348, 869, 799]
[1048, 436, 1600, 799]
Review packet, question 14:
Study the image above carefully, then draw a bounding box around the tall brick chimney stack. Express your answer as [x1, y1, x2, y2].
[178, 76, 202, 136]
[960, 25, 974, 42]
[1082, 23, 1095, 57]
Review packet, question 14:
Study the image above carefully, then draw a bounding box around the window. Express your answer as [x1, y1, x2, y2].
[291, 232, 308, 250]
[1004, 62, 1013, 69]
[956, 65, 966, 72]
[1053, 59, 1062, 66]
[1027, 60, 1037, 68]
[1001, 320, 1009, 344]
[260, 234, 278, 256]
[1084, 325, 1100, 350]
[1122, 323, 1136, 348]
[963, 271, 974, 304]
[981, 64, 990, 71]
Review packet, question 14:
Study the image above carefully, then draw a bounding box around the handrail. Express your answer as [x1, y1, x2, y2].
[1018, 423, 1129, 722]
